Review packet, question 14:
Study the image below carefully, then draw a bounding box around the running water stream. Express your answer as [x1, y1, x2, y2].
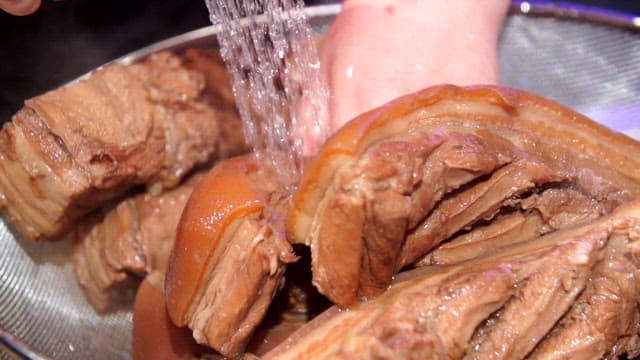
[205, 0, 330, 187]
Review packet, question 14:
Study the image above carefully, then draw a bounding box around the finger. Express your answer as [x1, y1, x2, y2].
[0, 0, 41, 16]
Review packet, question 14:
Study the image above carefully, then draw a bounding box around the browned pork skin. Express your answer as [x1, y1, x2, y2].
[267, 200, 640, 359]
[71, 171, 203, 312]
[288, 84, 640, 307]
[0, 50, 232, 242]
[165, 155, 297, 357]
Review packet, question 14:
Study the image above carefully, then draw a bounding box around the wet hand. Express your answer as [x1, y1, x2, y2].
[320, 0, 510, 130]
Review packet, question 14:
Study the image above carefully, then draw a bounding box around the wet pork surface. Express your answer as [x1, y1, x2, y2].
[267, 201, 640, 359]
[297, 117, 640, 308]
[0, 50, 242, 242]
[72, 171, 203, 312]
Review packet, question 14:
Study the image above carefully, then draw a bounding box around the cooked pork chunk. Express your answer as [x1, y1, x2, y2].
[72, 172, 202, 312]
[129, 84, 640, 360]
[165, 156, 297, 357]
[528, 234, 640, 359]
[0, 50, 241, 242]
[266, 200, 640, 359]
[288, 85, 640, 308]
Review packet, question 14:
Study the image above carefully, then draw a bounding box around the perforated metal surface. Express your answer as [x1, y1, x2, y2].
[1, 3, 639, 360]
[500, 10, 640, 137]
[0, 219, 132, 360]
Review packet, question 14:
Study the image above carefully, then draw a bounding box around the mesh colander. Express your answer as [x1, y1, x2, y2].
[1, 2, 639, 359]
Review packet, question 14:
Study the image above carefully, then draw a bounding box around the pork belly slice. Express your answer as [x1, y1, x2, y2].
[422, 187, 607, 266]
[465, 202, 640, 359]
[165, 156, 297, 357]
[302, 132, 514, 307]
[265, 265, 515, 360]
[0, 50, 235, 241]
[528, 234, 640, 360]
[421, 210, 544, 266]
[400, 157, 559, 266]
[267, 200, 640, 359]
[185, 216, 295, 356]
[288, 85, 640, 307]
[463, 242, 593, 359]
[72, 171, 202, 312]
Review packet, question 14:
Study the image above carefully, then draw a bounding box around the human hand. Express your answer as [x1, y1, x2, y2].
[320, 0, 510, 131]
[0, 0, 40, 15]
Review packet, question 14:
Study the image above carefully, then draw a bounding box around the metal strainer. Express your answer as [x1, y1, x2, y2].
[1, 2, 639, 359]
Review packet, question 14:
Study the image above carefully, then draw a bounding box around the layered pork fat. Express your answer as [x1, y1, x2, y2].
[266, 201, 640, 359]
[71, 171, 203, 312]
[165, 156, 297, 357]
[185, 215, 295, 355]
[288, 85, 640, 307]
[528, 234, 640, 359]
[0, 50, 231, 241]
[421, 187, 608, 266]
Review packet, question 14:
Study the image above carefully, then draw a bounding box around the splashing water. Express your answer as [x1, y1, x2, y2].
[205, 0, 330, 187]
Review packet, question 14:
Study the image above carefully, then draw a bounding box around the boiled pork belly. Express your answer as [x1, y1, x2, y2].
[72, 171, 203, 312]
[287, 85, 640, 307]
[0, 50, 241, 241]
[267, 200, 640, 359]
[165, 155, 297, 357]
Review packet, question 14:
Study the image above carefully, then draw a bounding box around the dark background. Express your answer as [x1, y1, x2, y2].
[1, 0, 639, 123]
